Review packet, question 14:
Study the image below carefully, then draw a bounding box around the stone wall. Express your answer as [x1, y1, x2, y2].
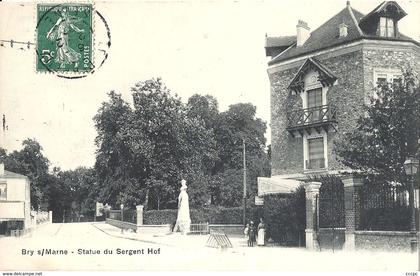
[106, 218, 171, 235]
[355, 231, 415, 252]
[363, 48, 420, 103]
[209, 224, 243, 236]
[106, 218, 137, 232]
[317, 228, 345, 250]
[137, 224, 171, 235]
[320, 51, 365, 171]
[269, 44, 420, 176]
[269, 50, 365, 175]
[270, 66, 301, 175]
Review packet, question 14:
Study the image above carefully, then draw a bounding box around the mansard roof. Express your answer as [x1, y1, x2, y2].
[268, 1, 418, 65]
[288, 58, 337, 93]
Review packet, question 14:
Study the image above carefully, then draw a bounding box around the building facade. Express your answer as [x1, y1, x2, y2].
[258, 1, 420, 196]
[0, 163, 31, 235]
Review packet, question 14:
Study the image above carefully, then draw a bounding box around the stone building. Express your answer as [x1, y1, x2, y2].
[0, 163, 31, 235]
[259, 1, 420, 250]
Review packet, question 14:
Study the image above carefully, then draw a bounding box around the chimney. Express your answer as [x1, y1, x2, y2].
[339, 22, 348, 38]
[0, 163, 4, 175]
[296, 20, 310, 47]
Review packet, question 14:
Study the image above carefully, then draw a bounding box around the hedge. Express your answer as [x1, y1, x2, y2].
[144, 206, 259, 225]
[263, 185, 306, 245]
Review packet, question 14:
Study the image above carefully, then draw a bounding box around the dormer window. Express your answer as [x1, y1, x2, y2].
[358, 1, 407, 38]
[379, 17, 394, 37]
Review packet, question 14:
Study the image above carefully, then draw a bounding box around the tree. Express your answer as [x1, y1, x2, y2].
[56, 167, 97, 222]
[93, 91, 137, 207]
[334, 69, 420, 187]
[187, 94, 219, 130]
[93, 79, 218, 210]
[93, 79, 271, 210]
[0, 139, 50, 210]
[130, 78, 218, 209]
[211, 103, 269, 205]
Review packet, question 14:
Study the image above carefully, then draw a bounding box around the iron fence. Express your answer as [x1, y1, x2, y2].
[107, 209, 137, 224]
[190, 222, 209, 234]
[317, 181, 345, 229]
[359, 183, 419, 231]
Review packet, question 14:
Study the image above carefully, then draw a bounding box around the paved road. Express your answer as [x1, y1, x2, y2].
[0, 223, 418, 271]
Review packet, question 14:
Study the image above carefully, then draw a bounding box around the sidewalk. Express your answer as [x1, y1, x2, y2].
[92, 222, 247, 250]
[91, 222, 418, 270]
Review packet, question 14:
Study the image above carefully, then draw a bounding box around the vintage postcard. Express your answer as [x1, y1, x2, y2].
[0, 0, 419, 274]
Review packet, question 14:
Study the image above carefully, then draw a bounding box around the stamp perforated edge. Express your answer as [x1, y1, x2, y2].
[34, 0, 96, 77]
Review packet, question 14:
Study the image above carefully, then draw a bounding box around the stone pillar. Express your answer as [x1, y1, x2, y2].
[49, 211, 53, 224]
[136, 205, 144, 226]
[304, 182, 322, 250]
[342, 176, 364, 250]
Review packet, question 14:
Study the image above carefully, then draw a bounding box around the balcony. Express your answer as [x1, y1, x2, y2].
[286, 105, 337, 137]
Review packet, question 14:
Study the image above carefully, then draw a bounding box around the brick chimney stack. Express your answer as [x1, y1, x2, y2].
[296, 20, 310, 47]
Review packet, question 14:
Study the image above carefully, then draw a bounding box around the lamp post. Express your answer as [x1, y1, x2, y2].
[243, 138, 247, 226]
[120, 203, 124, 234]
[403, 156, 419, 253]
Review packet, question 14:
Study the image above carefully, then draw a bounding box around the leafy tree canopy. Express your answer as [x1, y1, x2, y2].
[334, 69, 420, 187]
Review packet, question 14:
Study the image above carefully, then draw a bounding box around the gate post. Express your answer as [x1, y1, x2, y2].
[136, 205, 144, 225]
[304, 182, 322, 250]
[342, 176, 364, 250]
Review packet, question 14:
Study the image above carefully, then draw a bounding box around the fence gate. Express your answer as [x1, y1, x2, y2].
[315, 180, 345, 252]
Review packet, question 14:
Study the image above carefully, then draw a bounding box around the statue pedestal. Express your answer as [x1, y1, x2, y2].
[178, 221, 190, 235]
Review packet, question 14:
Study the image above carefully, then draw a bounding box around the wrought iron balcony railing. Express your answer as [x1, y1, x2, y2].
[287, 105, 337, 128]
[305, 158, 326, 170]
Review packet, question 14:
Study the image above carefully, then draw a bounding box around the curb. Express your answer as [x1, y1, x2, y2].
[90, 223, 175, 247]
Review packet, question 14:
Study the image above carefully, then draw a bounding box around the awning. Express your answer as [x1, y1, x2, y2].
[257, 176, 302, 196]
[0, 202, 25, 219]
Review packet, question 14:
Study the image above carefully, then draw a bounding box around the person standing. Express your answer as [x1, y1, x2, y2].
[257, 218, 266, 246]
[244, 223, 249, 240]
[248, 221, 256, 247]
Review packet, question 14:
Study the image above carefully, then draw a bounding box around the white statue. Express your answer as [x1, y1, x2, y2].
[175, 179, 191, 235]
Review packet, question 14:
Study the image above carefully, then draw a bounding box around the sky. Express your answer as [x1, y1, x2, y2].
[0, 0, 419, 170]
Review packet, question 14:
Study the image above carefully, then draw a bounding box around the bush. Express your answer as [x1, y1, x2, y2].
[360, 207, 419, 231]
[144, 209, 177, 225]
[263, 185, 306, 245]
[143, 206, 258, 225]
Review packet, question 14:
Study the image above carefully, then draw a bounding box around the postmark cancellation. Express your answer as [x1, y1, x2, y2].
[36, 3, 93, 73]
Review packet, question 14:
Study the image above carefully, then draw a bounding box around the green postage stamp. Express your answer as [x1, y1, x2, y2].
[36, 3, 93, 73]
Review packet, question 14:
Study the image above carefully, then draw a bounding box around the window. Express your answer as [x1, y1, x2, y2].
[375, 73, 401, 87]
[373, 69, 402, 99]
[379, 17, 395, 37]
[306, 137, 325, 169]
[376, 73, 388, 87]
[307, 88, 323, 122]
[307, 88, 323, 108]
[0, 182, 6, 200]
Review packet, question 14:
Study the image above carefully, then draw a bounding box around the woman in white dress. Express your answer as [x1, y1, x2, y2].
[257, 218, 266, 246]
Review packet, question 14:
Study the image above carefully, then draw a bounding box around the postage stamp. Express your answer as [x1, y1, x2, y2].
[36, 3, 93, 73]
